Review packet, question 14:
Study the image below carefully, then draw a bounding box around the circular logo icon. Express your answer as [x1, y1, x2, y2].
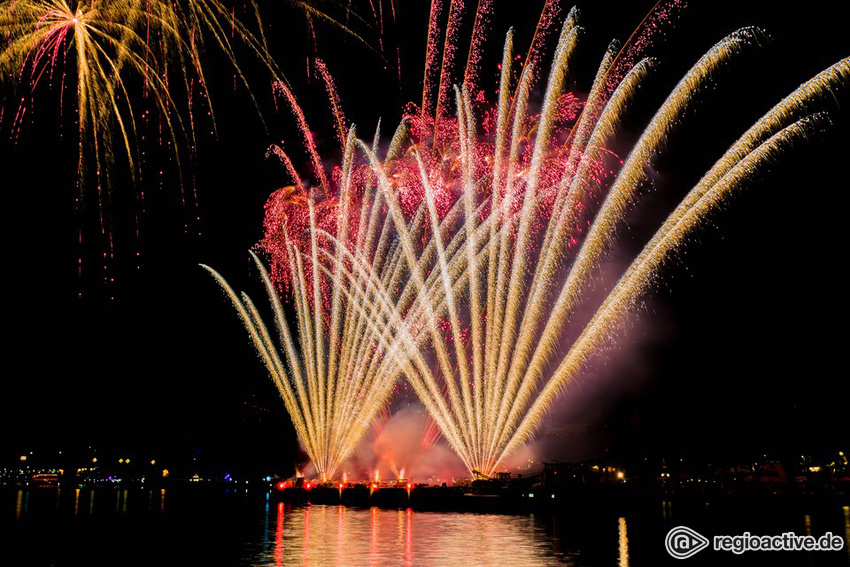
[665, 526, 710, 559]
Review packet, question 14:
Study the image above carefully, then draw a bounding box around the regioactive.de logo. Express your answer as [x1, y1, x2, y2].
[665, 525, 845, 559]
[665, 526, 710, 559]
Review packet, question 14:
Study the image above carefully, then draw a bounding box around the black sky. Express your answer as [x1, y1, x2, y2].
[1, 0, 847, 472]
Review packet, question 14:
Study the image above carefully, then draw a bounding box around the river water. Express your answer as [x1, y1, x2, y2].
[2, 486, 848, 566]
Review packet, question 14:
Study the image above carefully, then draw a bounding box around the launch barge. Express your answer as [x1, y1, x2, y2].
[271, 464, 642, 513]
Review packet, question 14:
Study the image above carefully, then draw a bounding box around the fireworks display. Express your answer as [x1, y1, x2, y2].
[1, 0, 287, 185]
[205, 0, 848, 478]
[202, 136, 403, 479]
[0, 0, 363, 289]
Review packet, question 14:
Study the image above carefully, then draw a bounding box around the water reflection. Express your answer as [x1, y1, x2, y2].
[618, 517, 629, 567]
[254, 504, 571, 566]
[273, 502, 285, 567]
[115, 488, 129, 514]
[404, 508, 413, 566]
[661, 499, 672, 522]
[4, 487, 848, 566]
[14, 489, 25, 520]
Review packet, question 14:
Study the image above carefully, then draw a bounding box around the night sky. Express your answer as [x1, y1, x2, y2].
[1, 0, 847, 474]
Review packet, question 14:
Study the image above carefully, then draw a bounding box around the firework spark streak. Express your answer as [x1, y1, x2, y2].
[208, 1, 848, 478]
[0, 0, 361, 289]
[0, 0, 290, 184]
[203, 127, 413, 480]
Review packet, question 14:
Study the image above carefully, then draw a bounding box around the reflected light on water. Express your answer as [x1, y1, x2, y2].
[257, 504, 569, 566]
[661, 499, 671, 522]
[618, 517, 629, 567]
[302, 502, 311, 565]
[404, 508, 413, 567]
[15, 489, 24, 521]
[262, 494, 270, 551]
[274, 502, 285, 567]
[369, 506, 378, 566]
[5, 488, 850, 566]
[843, 506, 849, 560]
